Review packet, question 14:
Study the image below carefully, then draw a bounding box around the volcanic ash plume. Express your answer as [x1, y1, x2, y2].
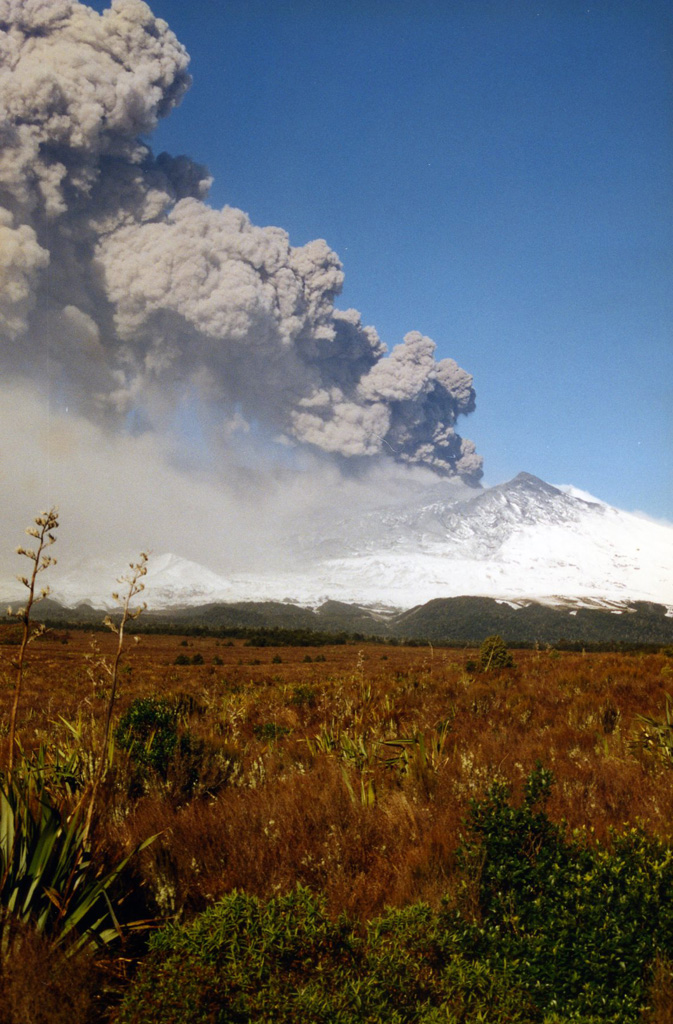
[0, 0, 483, 482]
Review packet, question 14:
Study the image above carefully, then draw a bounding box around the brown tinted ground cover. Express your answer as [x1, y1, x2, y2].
[1, 623, 672, 930]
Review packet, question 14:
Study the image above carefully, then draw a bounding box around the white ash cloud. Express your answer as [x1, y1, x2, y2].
[0, 0, 482, 482]
[0, 386, 476, 586]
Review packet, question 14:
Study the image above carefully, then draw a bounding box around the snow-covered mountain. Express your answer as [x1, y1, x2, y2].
[3, 474, 672, 612]
[40, 552, 237, 612]
[279, 471, 672, 610]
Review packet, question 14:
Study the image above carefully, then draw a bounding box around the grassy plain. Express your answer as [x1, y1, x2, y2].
[1, 624, 673, 1020]
[1, 628, 672, 914]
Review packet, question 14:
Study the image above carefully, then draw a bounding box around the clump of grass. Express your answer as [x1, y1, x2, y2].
[633, 695, 673, 772]
[0, 926, 98, 1024]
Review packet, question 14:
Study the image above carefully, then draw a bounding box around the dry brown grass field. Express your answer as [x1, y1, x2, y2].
[1, 623, 672, 927]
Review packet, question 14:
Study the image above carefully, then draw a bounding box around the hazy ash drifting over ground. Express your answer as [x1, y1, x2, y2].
[0, 0, 485, 574]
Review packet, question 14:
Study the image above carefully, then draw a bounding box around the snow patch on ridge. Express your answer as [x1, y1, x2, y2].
[553, 484, 609, 506]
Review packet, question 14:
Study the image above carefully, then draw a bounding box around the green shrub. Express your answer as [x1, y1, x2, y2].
[289, 685, 317, 708]
[115, 696, 232, 797]
[479, 634, 514, 670]
[115, 697, 179, 779]
[252, 723, 290, 742]
[118, 888, 537, 1024]
[118, 888, 355, 1023]
[122, 765, 673, 1023]
[449, 764, 673, 1021]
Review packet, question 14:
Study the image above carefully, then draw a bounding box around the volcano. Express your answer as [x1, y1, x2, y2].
[8, 473, 670, 615]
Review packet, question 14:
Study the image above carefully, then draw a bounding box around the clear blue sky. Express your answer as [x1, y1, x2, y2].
[90, 0, 672, 517]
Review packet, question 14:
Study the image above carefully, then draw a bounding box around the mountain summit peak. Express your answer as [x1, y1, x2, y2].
[512, 471, 549, 485]
[506, 471, 561, 494]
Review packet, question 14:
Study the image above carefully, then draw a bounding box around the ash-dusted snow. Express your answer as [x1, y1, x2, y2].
[5, 474, 671, 614]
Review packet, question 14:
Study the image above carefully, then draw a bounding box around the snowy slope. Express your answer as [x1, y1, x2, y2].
[237, 472, 671, 610]
[2, 474, 671, 612]
[2, 552, 235, 612]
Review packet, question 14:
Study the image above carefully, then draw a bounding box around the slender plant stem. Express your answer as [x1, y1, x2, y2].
[83, 554, 147, 844]
[7, 509, 58, 784]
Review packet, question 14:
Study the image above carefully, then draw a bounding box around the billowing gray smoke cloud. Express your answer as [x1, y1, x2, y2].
[0, 0, 482, 481]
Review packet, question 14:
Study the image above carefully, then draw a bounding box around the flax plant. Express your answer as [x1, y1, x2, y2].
[6, 508, 58, 782]
[634, 694, 673, 771]
[0, 764, 152, 958]
[0, 521, 158, 957]
[83, 553, 148, 841]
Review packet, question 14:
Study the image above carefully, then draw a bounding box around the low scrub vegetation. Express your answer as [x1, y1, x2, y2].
[1, 513, 673, 1021]
[118, 768, 673, 1023]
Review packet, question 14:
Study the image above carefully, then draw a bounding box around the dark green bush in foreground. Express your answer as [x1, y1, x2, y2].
[117, 887, 535, 1024]
[118, 767, 673, 1023]
[449, 764, 673, 1022]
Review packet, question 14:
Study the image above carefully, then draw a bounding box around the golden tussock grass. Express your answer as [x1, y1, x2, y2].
[2, 623, 673, 927]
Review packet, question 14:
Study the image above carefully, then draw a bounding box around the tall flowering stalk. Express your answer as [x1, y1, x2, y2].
[7, 509, 59, 782]
[83, 553, 148, 842]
